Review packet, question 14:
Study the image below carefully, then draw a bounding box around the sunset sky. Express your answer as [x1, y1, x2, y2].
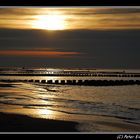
[0, 7, 140, 68]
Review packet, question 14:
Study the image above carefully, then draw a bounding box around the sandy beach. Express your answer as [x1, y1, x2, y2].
[0, 112, 78, 132]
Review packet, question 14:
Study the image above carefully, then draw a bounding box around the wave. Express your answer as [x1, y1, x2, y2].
[0, 94, 140, 124]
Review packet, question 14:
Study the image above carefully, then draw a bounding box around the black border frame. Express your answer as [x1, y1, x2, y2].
[0, 0, 140, 6]
[0, 0, 140, 139]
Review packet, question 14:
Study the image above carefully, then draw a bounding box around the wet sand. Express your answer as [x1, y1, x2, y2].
[0, 112, 78, 132]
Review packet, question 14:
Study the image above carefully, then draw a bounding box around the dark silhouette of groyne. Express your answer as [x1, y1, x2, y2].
[0, 79, 140, 86]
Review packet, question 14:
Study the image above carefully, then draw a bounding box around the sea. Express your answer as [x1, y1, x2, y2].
[0, 68, 140, 132]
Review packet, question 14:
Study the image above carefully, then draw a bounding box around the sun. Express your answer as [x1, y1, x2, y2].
[32, 14, 66, 30]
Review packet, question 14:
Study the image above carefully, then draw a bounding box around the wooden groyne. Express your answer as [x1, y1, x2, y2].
[0, 79, 140, 86]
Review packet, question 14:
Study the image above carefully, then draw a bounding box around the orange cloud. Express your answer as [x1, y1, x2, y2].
[0, 50, 81, 58]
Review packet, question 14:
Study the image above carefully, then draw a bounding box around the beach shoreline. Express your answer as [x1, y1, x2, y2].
[0, 82, 140, 132]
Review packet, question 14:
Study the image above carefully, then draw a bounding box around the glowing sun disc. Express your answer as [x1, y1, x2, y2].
[33, 15, 65, 30]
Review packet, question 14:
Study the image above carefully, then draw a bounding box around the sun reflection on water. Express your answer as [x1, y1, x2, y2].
[38, 109, 53, 115]
[36, 108, 62, 120]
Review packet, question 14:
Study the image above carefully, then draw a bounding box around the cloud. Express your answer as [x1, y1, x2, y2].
[0, 28, 140, 68]
[0, 8, 140, 30]
[0, 8, 139, 16]
[0, 49, 81, 58]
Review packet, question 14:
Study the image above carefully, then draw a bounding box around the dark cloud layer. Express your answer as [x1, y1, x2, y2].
[0, 29, 140, 68]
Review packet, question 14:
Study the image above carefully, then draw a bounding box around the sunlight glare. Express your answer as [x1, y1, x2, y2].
[32, 14, 66, 30]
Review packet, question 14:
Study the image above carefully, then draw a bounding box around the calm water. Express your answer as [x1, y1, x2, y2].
[0, 70, 140, 132]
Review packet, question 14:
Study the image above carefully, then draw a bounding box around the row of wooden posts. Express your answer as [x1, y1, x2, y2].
[1, 79, 140, 86]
